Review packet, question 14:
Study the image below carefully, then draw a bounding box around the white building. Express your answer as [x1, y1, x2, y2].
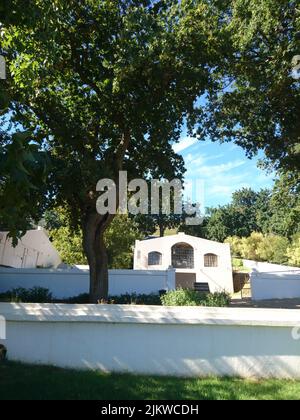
[0, 228, 61, 269]
[134, 233, 233, 293]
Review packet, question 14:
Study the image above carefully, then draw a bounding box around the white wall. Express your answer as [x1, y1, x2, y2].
[0, 267, 176, 299]
[244, 260, 300, 273]
[244, 260, 300, 301]
[1, 303, 300, 378]
[251, 272, 300, 301]
[134, 233, 233, 293]
[0, 228, 61, 269]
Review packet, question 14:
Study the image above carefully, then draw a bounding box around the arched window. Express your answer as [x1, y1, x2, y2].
[204, 253, 218, 267]
[148, 252, 162, 266]
[172, 243, 194, 269]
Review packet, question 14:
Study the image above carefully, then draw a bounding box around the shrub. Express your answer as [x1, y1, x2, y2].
[63, 293, 90, 304]
[161, 289, 231, 307]
[226, 232, 290, 265]
[0, 287, 52, 303]
[232, 258, 247, 272]
[287, 234, 300, 267]
[108, 293, 161, 306]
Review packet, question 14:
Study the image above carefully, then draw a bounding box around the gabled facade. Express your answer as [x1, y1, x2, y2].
[134, 232, 233, 293]
[0, 228, 61, 269]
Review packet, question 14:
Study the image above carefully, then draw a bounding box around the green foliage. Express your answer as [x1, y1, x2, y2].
[1, 0, 223, 236]
[51, 226, 88, 265]
[0, 287, 52, 303]
[267, 172, 300, 238]
[1, 0, 228, 300]
[232, 258, 249, 272]
[161, 289, 231, 307]
[1, 1, 299, 301]
[0, 132, 50, 241]
[226, 233, 291, 265]
[257, 235, 290, 265]
[200, 0, 300, 172]
[48, 209, 141, 268]
[108, 293, 162, 306]
[105, 215, 143, 269]
[287, 234, 300, 267]
[185, 177, 299, 244]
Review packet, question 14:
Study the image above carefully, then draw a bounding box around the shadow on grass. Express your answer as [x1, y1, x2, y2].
[0, 362, 299, 400]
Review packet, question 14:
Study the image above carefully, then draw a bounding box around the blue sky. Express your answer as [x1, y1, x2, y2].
[173, 136, 275, 209]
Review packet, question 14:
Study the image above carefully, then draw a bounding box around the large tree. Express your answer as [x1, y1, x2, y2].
[1, 0, 227, 302]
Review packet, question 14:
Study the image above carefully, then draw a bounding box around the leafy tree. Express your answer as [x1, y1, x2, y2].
[226, 232, 290, 265]
[50, 212, 142, 268]
[287, 234, 300, 267]
[0, 131, 49, 241]
[267, 171, 300, 238]
[1, 0, 227, 301]
[187, 182, 299, 243]
[199, 0, 300, 172]
[50, 226, 88, 266]
[105, 214, 142, 269]
[199, 189, 271, 242]
[256, 234, 289, 265]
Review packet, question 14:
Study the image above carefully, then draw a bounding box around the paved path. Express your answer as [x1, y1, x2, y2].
[230, 298, 300, 309]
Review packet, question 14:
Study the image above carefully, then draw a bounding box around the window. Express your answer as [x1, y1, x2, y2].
[172, 243, 194, 269]
[204, 253, 218, 267]
[148, 252, 162, 266]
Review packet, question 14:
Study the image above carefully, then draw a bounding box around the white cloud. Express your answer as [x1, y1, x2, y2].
[185, 152, 225, 167]
[192, 159, 246, 177]
[172, 137, 198, 154]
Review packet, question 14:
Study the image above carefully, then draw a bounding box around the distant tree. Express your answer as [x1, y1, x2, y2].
[189, 182, 299, 243]
[51, 226, 87, 266]
[105, 214, 142, 269]
[201, 189, 269, 242]
[49, 210, 141, 268]
[226, 232, 290, 265]
[287, 234, 300, 267]
[267, 172, 300, 238]
[256, 235, 290, 265]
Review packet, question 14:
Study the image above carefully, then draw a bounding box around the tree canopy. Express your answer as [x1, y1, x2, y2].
[199, 0, 300, 172]
[1, 0, 228, 301]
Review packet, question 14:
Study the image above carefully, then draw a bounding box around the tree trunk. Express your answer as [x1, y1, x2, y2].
[82, 130, 130, 303]
[159, 223, 165, 237]
[82, 212, 112, 303]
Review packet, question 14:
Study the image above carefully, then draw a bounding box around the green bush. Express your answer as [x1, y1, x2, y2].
[161, 289, 231, 307]
[0, 287, 52, 303]
[226, 232, 292, 265]
[63, 293, 90, 304]
[108, 293, 162, 306]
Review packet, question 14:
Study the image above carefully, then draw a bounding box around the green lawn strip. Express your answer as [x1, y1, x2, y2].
[0, 362, 299, 400]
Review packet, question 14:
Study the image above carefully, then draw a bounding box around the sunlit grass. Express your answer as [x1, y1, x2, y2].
[1, 362, 300, 400]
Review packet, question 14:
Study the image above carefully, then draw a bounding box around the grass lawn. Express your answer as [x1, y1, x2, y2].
[1, 362, 300, 400]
